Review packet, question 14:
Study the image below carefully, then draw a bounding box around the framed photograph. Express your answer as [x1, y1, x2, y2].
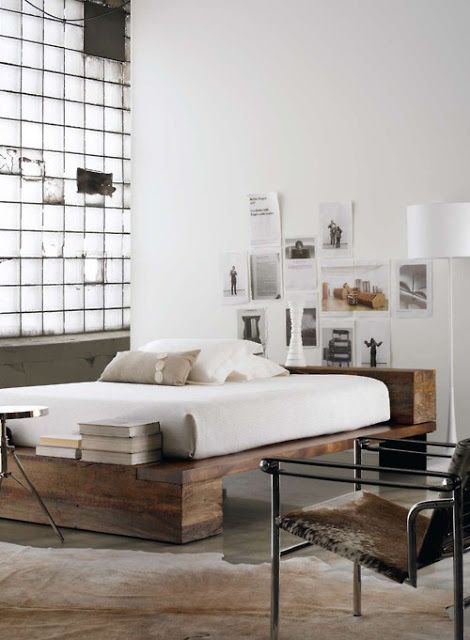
[237, 308, 267, 354]
[284, 237, 317, 292]
[395, 260, 432, 318]
[355, 318, 391, 368]
[220, 252, 249, 305]
[321, 320, 355, 367]
[321, 260, 390, 315]
[319, 201, 353, 258]
[286, 294, 318, 348]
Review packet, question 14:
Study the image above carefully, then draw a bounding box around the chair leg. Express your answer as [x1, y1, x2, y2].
[353, 561, 362, 616]
[453, 488, 464, 640]
[271, 470, 280, 640]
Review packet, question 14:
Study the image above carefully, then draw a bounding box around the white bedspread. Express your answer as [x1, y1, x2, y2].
[0, 375, 390, 459]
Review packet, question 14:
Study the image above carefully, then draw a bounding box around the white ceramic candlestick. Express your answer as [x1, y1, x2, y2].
[285, 300, 306, 367]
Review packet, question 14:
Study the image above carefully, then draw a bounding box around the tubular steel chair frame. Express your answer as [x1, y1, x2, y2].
[261, 437, 466, 640]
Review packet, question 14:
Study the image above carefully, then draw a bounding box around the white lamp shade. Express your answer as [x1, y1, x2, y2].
[407, 202, 470, 258]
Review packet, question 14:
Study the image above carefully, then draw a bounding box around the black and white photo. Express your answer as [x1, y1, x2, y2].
[248, 192, 281, 247]
[284, 237, 317, 292]
[395, 260, 432, 317]
[286, 295, 318, 348]
[250, 250, 282, 300]
[356, 319, 391, 368]
[319, 201, 353, 258]
[237, 308, 267, 354]
[321, 260, 390, 314]
[321, 320, 355, 367]
[221, 252, 249, 305]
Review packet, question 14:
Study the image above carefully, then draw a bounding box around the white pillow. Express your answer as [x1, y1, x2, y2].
[139, 339, 263, 385]
[227, 354, 289, 382]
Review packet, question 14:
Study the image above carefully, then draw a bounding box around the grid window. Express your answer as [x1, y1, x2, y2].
[0, 0, 130, 336]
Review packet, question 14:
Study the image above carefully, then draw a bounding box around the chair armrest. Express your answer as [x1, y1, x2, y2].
[406, 499, 454, 587]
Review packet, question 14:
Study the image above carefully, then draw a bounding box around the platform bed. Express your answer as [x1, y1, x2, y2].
[0, 367, 436, 544]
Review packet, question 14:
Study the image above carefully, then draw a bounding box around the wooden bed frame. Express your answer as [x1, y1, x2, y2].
[0, 367, 436, 544]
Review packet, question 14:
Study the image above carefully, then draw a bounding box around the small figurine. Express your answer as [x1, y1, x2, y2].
[364, 337, 383, 368]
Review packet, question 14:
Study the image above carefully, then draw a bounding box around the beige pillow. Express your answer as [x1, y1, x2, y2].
[99, 350, 200, 386]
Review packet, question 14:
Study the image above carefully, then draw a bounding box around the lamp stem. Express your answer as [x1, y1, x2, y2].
[448, 257, 457, 444]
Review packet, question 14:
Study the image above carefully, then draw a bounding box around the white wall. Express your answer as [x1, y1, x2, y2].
[132, 0, 470, 438]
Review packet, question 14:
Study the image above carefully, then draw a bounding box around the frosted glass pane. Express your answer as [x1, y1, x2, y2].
[43, 151, 64, 177]
[0, 35, 21, 64]
[125, 37, 130, 63]
[85, 284, 103, 309]
[85, 104, 103, 129]
[65, 127, 84, 153]
[0, 230, 20, 256]
[65, 74, 84, 102]
[43, 258, 63, 284]
[105, 210, 121, 233]
[104, 59, 121, 83]
[22, 40, 43, 68]
[85, 79, 103, 105]
[84, 258, 103, 283]
[64, 49, 83, 76]
[0, 203, 20, 229]
[85, 192, 104, 208]
[43, 311, 63, 334]
[21, 231, 42, 256]
[123, 134, 130, 159]
[64, 153, 80, 179]
[44, 177, 65, 205]
[85, 56, 103, 81]
[104, 158, 122, 182]
[0, 1, 21, 11]
[84, 154, 103, 172]
[104, 284, 121, 308]
[105, 132, 122, 158]
[22, 94, 42, 122]
[0, 145, 20, 175]
[65, 283, 83, 309]
[22, 312, 42, 336]
[44, 98, 64, 126]
[65, 101, 84, 128]
[123, 283, 130, 307]
[104, 83, 122, 108]
[44, 45, 64, 73]
[64, 232, 83, 257]
[44, 19, 64, 47]
[44, 71, 64, 99]
[64, 178, 84, 206]
[123, 160, 131, 183]
[0, 286, 19, 312]
[104, 308, 121, 329]
[21, 121, 42, 148]
[22, 15, 43, 41]
[123, 210, 130, 234]
[0, 118, 20, 146]
[123, 307, 130, 328]
[0, 9, 21, 37]
[65, 205, 83, 231]
[123, 184, 130, 209]
[105, 259, 122, 283]
[1, 92, 20, 119]
[122, 62, 130, 85]
[44, 125, 64, 152]
[0, 257, 19, 284]
[110, 183, 123, 208]
[123, 86, 130, 109]
[85, 309, 103, 331]
[21, 284, 42, 311]
[64, 24, 83, 51]
[22, 150, 44, 178]
[64, 258, 83, 283]
[64, 310, 83, 333]
[0, 63, 20, 91]
[42, 231, 64, 257]
[123, 110, 130, 134]
[22, 68, 43, 95]
[0, 313, 20, 337]
[43, 204, 64, 230]
[64, 0, 82, 21]
[2, 175, 20, 200]
[43, 284, 63, 311]
[85, 130, 103, 156]
[22, 204, 42, 230]
[84, 233, 103, 257]
[21, 258, 41, 284]
[85, 209, 103, 232]
[21, 175, 42, 201]
[122, 234, 130, 258]
[47, 0, 65, 17]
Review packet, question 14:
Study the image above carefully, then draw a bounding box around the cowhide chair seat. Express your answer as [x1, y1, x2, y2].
[280, 490, 429, 583]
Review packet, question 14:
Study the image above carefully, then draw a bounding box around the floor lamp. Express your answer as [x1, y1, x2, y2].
[407, 202, 470, 444]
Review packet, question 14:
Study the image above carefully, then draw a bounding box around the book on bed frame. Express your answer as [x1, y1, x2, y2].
[0, 367, 436, 544]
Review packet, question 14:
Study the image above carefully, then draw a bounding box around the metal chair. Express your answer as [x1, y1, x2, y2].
[261, 437, 470, 640]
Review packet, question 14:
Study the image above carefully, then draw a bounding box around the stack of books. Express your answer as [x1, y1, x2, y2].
[36, 434, 82, 459]
[78, 417, 162, 465]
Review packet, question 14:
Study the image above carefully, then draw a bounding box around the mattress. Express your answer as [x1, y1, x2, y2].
[0, 375, 390, 459]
